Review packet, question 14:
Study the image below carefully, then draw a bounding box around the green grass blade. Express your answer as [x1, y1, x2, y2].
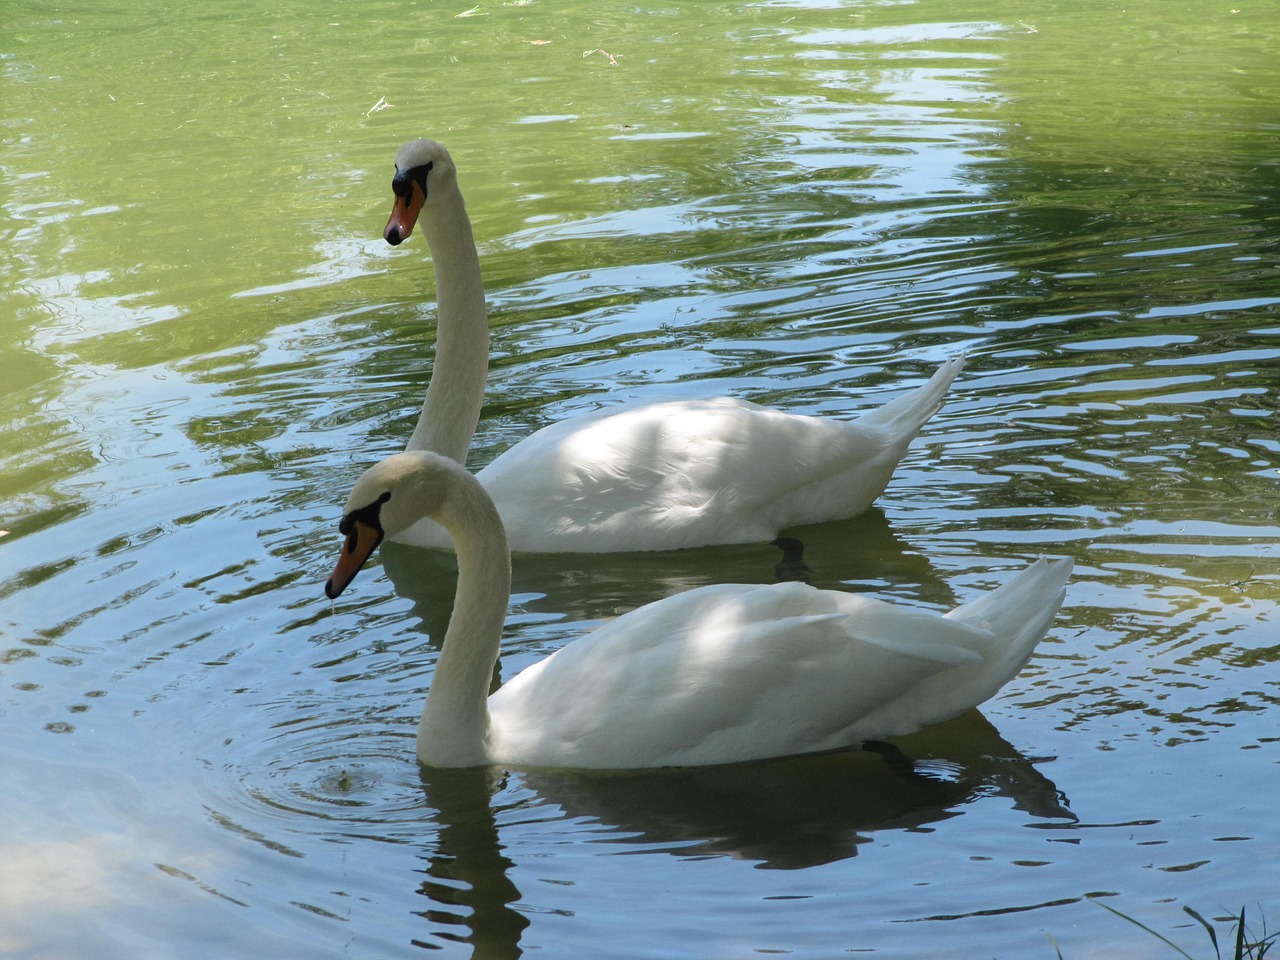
[1094, 899, 1197, 960]
[1183, 905, 1222, 960]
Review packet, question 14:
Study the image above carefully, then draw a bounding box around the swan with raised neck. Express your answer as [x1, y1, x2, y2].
[381, 138, 965, 553]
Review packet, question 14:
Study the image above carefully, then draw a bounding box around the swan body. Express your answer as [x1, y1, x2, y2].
[325, 451, 1072, 770]
[381, 138, 964, 553]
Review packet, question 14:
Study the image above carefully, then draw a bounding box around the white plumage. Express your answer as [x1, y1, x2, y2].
[380, 139, 963, 553]
[325, 451, 1072, 770]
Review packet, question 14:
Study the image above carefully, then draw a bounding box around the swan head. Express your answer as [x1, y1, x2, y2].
[384, 139, 458, 246]
[324, 451, 459, 599]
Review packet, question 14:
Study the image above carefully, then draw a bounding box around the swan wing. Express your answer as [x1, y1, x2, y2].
[475, 398, 897, 552]
[394, 358, 962, 553]
[485, 581, 1000, 769]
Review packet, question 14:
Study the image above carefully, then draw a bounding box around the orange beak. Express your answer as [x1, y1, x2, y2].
[325, 519, 384, 599]
[384, 181, 425, 246]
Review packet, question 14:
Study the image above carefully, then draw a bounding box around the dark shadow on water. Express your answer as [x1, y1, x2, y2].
[380, 506, 958, 637]
[411, 713, 1073, 955]
[518, 711, 1073, 869]
[413, 766, 529, 959]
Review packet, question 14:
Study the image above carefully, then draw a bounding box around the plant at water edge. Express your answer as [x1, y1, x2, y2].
[1050, 900, 1278, 959]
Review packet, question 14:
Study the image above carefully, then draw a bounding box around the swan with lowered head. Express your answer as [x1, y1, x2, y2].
[379, 138, 964, 553]
[325, 450, 1072, 769]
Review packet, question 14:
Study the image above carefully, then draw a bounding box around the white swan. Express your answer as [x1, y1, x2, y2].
[325, 450, 1072, 770]
[380, 138, 964, 553]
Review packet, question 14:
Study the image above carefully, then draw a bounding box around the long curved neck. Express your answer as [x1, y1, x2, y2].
[416, 472, 511, 767]
[405, 187, 488, 465]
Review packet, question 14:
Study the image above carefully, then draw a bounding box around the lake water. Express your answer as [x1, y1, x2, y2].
[3, 1, 1278, 957]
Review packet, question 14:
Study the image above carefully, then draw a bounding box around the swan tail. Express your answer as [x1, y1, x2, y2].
[845, 557, 1071, 743]
[947, 556, 1072, 636]
[945, 556, 1073, 693]
[856, 355, 964, 433]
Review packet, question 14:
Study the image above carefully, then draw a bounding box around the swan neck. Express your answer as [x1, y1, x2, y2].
[417, 476, 511, 767]
[406, 189, 489, 465]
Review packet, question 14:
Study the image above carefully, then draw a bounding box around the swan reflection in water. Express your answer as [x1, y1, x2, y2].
[380, 506, 963, 631]
[412, 712, 1073, 956]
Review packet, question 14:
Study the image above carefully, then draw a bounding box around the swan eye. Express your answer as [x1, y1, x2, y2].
[392, 162, 433, 203]
[337, 491, 392, 547]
